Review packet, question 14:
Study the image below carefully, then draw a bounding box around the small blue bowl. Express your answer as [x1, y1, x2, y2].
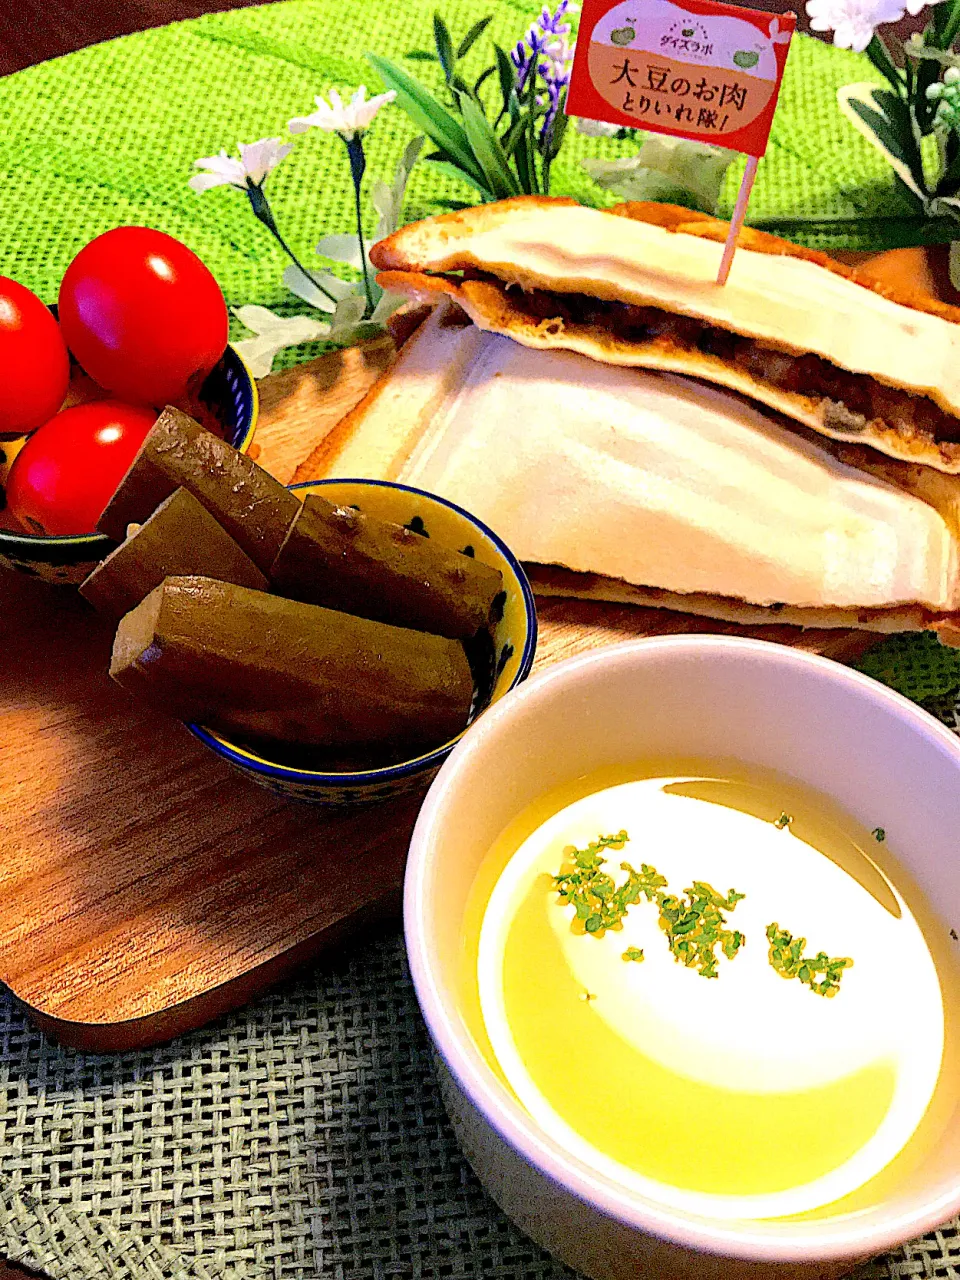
[187, 479, 538, 807]
[0, 345, 258, 586]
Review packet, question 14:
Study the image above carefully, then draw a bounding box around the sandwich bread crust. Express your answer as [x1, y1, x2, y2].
[372, 197, 960, 473]
[301, 306, 960, 644]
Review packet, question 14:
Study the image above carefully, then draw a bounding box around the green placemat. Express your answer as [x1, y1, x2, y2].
[0, 13, 959, 1278]
[855, 631, 960, 703]
[2, 0, 960, 695]
[0, 0, 950, 324]
[0, 929, 959, 1280]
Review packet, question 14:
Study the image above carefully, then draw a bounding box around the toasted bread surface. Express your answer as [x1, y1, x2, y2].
[370, 198, 960, 438]
[376, 267, 960, 473]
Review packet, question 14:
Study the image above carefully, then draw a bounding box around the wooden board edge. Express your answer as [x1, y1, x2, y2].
[18, 892, 401, 1051]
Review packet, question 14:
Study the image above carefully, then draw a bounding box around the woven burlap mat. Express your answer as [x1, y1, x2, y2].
[0, 659, 952, 1280]
[0, 802, 959, 1280]
[2, 3, 960, 1274]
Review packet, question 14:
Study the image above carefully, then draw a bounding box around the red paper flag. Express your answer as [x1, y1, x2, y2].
[566, 0, 795, 159]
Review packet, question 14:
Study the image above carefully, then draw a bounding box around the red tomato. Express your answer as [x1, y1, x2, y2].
[6, 400, 156, 536]
[0, 277, 70, 436]
[58, 228, 228, 407]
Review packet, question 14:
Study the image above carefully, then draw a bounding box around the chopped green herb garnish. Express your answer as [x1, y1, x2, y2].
[553, 832, 666, 937]
[872, 827, 886, 842]
[766, 923, 853, 997]
[656, 882, 746, 979]
[774, 813, 793, 830]
[554, 834, 745, 978]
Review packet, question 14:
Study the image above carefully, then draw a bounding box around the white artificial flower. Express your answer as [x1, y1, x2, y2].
[232, 305, 330, 378]
[576, 117, 621, 136]
[904, 0, 948, 15]
[288, 86, 397, 140]
[189, 138, 292, 192]
[806, 0, 907, 51]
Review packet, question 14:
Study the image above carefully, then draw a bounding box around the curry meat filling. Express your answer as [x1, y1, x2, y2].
[489, 283, 960, 445]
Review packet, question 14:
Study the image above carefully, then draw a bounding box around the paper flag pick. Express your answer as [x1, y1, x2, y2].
[567, 0, 796, 282]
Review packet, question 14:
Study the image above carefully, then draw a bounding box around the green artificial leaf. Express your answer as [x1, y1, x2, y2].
[456, 90, 522, 197]
[931, 1, 953, 47]
[494, 44, 516, 120]
[458, 15, 493, 59]
[864, 35, 905, 95]
[371, 177, 393, 226]
[932, 0, 960, 51]
[513, 117, 533, 194]
[433, 14, 456, 83]
[370, 289, 408, 324]
[582, 136, 735, 214]
[372, 134, 425, 238]
[838, 83, 928, 200]
[928, 193, 960, 220]
[904, 44, 917, 105]
[500, 112, 529, 157]
[914, 56, 942, 134]
[874, 85, 924, 152]
[282, 263, 352, 311]
[315, 233, 365, 270]
[423, 156, 494, 199]
[327, 292, 368, 343]
[404, 50, 438, 61]
[903, 34, 960, 69]
[367, 54, 488, 191]
[396, 134, 425, 205]
[526, 111, 543, 194]
[474, 66, 495, 95]
[232, 305, 331, 377]
[546, 106, 570, 162]
[450, 73, 475, 99]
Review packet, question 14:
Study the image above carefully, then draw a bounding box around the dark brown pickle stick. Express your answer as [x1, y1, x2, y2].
[98, 406, 301, 573]
[270, 494, 504, 639]
[110, 576, 474, 752]
[81, 488, 267, 619]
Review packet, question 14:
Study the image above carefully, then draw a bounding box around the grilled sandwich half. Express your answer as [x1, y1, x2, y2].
[306, 302, 960, 645]
[372, 196, 960, 475]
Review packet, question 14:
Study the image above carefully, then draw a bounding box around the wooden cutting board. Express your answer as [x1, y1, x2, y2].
[0, 340, 877, 1052]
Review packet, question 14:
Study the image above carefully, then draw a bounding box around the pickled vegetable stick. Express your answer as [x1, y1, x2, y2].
[81, 488, 267, 619]
[110, 576, 475, 751]
[98, 406, 301, 572]
[270, 494, 504, 639]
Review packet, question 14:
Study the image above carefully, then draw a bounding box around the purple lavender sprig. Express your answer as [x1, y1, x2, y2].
[510, 0, 575, 126]
[537, 32, 573, 145]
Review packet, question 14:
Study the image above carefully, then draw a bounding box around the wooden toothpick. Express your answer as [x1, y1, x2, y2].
[716, 155, 759, 287]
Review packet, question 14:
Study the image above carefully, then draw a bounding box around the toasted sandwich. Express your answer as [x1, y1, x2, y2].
[304, 303, 960, 645]
[372, 196, 960, 475]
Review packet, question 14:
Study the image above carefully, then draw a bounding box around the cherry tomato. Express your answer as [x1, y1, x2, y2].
[58, 228, 228, 407]
[0, 276, 70, 437]
[6, 400, 156, 536]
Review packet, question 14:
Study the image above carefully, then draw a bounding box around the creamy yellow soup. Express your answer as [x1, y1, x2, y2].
[461, 763, 960, 1221]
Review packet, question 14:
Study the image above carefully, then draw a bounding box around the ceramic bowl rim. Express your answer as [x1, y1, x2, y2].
[0, 344, 258, 552]
[188, 477, 538, 787]
[404, 634, 960, 1264]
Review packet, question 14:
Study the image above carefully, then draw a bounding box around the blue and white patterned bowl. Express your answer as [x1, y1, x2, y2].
[0, 344, 258, 585]
[188, 479, 538, 808]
